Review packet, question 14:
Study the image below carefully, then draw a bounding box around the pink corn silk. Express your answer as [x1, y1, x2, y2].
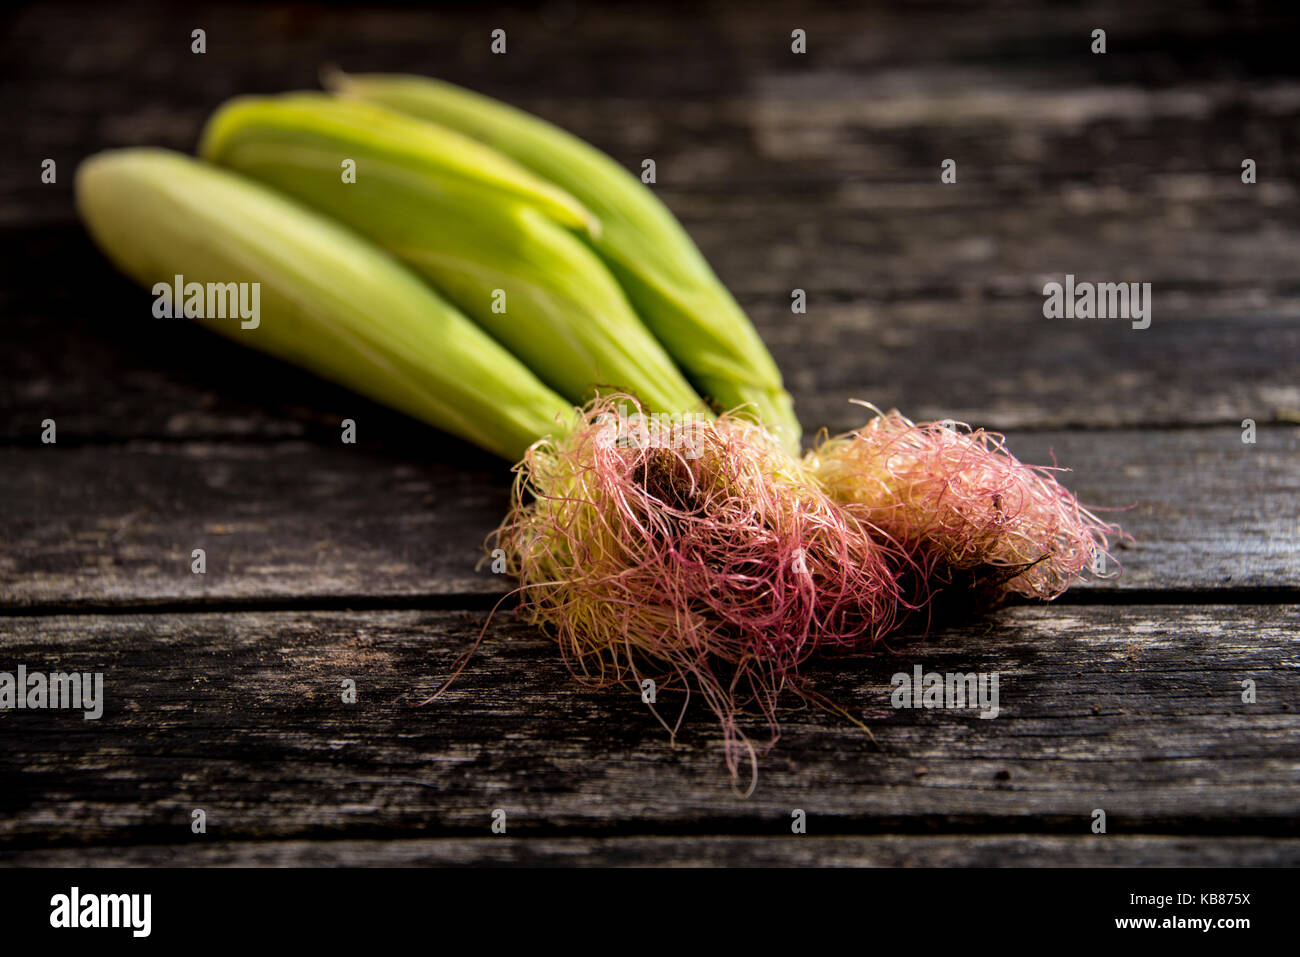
[811, 412, 1122, 600]
[496, 396, 911, 788]
[493, 398, 1120, 790]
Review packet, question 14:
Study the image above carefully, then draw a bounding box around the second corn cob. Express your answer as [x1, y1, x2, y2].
[327, 70, 801, 452]
[200, 93, 707, 418]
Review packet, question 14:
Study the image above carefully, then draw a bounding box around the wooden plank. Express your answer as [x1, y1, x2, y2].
[3, 2, 1293, 233]
[4, 835, 1296, 868]
[750, 295, 1300, 431]
[4, 226, 1298, 439]
[1, 427, 1295, 607]
[1, 604, 1295, 851]
[13, 80, 1300, 231]
[0, 439, 508, 607]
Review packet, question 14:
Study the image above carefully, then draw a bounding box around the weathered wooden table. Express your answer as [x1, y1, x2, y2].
[2, 1, 1297, 866]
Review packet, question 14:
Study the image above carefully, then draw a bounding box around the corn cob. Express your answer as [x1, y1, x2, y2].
[199, 93, 706, 418]
[325, 70, 801, 452]
[76, 148, 576, 462]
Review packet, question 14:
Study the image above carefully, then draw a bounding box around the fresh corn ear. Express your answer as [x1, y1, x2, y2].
[202, 92, 597, 235]
[326, 70, 801, 452]
[76, 148, 576, 462]
[200, 93, 707, 418]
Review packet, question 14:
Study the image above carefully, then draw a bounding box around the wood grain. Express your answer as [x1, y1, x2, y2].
[0, 604, 1295, 856]
[4, 226, 1299, 439]
[2, 426, 1295, 608]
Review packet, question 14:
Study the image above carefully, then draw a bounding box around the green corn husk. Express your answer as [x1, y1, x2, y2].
[326, 70, 801, 452]
[77, 148, 576, 462]
[199, 93, 707, 418]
